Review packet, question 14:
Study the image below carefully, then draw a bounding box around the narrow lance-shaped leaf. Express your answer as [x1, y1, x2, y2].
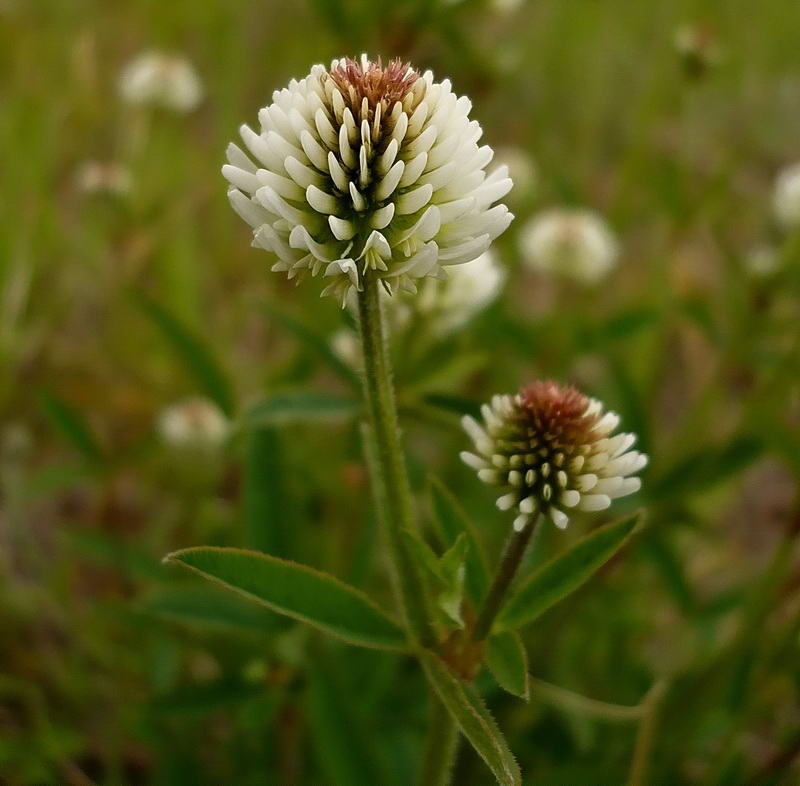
[164, 547, 407, 651]
[419, 650, 521, 786]
[485, 632, 529, 700]
[496, 513, 641, 633]
[438, 535, 468, 627]
[134, 291, 234, 416]
[403, 531, 470, 628]
[142, 585, 281, 635]
[428, 476, 489, 607]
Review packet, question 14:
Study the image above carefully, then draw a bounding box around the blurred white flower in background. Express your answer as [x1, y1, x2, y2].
[772, 162, 800, 230]
[157, 398, 229, 449]
[490, 0, 525, 14]
[744, 245, 780, 278]
[330, 328, 361, 368]
[494, 147, 536, 200]
[410, 249, 506, 334]
[520, 208, 618, 284]
[119, 51, 203, 112]
[75, 160, 132, 197]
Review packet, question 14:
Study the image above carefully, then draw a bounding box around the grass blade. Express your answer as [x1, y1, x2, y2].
[135, 291, 234, 416]
[264, 304, 360, 388]
[242, 426, 292, 557]
[40, 391, 102, 464]
[241, 391, 360, 428]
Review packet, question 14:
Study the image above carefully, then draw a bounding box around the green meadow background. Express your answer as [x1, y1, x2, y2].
[2, 0, 800, 783]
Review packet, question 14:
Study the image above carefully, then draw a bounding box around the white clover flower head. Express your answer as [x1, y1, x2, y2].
[413, 249, 506, 334]
[521, 208, 618, 285]
[119, 52, 203, 112]
[494, 147, 536, 199]
[157, 398, 229, 449]
[223, 54, 513, 306]
[773, 162, 800, 230]
[461, 381, 646, 531]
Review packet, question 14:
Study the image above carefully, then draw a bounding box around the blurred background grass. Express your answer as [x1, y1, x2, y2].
[2, 0, 800, 783]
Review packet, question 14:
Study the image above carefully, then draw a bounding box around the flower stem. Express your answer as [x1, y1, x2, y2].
[628, 679, 668, 786]
[471, 516, 540, 642]
[356, 272, 434, 646]
[417, 695, 460, 786]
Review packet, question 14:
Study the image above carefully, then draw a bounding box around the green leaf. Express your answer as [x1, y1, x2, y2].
[428, 476, 489, 607]
[40, 391, 102, 464]
[164, 547, 407, 650]
[419, 650, 521, 786]
[402, 530, 446, 582]
[241, 392, 360, 428]
[402, 531, 468, 627]
[438, 535, 469, 627]
[496, 513, 641, 633]
[135, 291, 234, 416]
[486, 632, 529, 700]
[242, 426, 292, 557]
[142, 585, 280, 635]
[264, 304, 360, 388]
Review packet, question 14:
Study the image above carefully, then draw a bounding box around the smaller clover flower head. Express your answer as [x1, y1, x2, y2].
[119, 52, 203, 112]
[223, 54, 513, 305]
[773, 162, 800, 230]
[521, 208, 618, 285]
[461, 381, 646, 531]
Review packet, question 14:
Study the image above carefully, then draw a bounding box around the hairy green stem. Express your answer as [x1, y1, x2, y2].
[471, 516, 540, 642]
[418, 696, 460, 786]
[356, 272, 434, 645]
